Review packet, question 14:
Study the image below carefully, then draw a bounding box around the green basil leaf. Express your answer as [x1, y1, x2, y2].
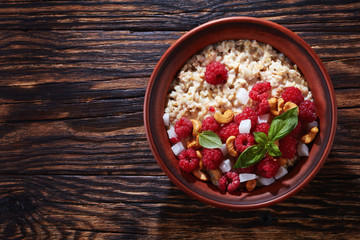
[267, 141, 282, 157]
[268, 107, 298, 141]
[198, 131, 222, 148]
[233, 145, 267, 168]
[253, 132, 269, 145]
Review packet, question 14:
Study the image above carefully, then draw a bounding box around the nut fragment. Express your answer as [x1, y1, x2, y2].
[283, 101, 299, 115]
[269, 97, 284, 116]
[246, 179, 257, 192]
[301, 127, 319, 144]
[187, 135, 201, 150]
[192, 169, 210, 181]
[207, 169, 222, 185]
[191, 119, 202, 137]
[214, 109, 234, 124]
[196, 150, 204, 170]
[226, 136, 239, 157]
[277, 157, 288, 166]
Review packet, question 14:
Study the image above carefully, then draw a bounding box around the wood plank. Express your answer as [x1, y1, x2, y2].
[0, 175, 359, 239]
[0, 0, 358, 31]
[0, 31, 358, 87]
[0, 106, 358, 175]
[0, 174, 359, 239]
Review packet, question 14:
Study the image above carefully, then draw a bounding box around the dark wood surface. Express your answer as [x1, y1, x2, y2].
[0, 1, 359, 239]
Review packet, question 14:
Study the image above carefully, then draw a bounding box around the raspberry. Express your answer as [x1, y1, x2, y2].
[178, 148, 200, 173]
[279, 135, 297, 159]
[254, 98, 270, 115]
[289, 121, 302, 137]
[249, 82, 271, 102]
[202, 148, 223, 170]
[208, 106, 215, 112]
[236, 165, 256, 174]
[257, 157, 280, 178]
[254, 123, 270, 135]
[235, 133, 255, 153]
[175, 117, 192, 138]
[170, 137, 181, 144]
[299, 100, 317, 123]
[218, 171, 240, 193]
[281, 87, 304, 106]
[219, 123, 239, 142]
[234, 107, 257, 130]
[202, 116, 220, 132]
[205, 61, 228, 85]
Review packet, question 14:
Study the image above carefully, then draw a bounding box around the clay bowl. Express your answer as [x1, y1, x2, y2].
[144, 17, 337, 210]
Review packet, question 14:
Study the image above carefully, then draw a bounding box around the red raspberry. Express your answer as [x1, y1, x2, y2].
[205, 61, 228, 85]
[254, 123, 270, 135]
[249, 82, 271, 102]
[178, 148, 200, 173]
[299, 100, 317, 123]
[202, 116, 220, 132]
[279, 135, 297, 159]
[281, 87, 304, 106]
[289, 121, 302, 137]
[235, 133, 255, 153]
[170, 137, 181, 144]
[257, 157, 280, 178]
[234, 107, 257, 130]
[202, 148, 223, 170]
[175, 117, 192, 138]
[254, 98, 270, 115]
[236, 165, 256, 174]
[219, 123, 239, 142]
[208, 106, 215, 112]
[218, 171, 240, 193]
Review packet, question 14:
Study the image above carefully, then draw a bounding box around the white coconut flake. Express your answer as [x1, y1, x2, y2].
[171, 142, 185, 156]
[219, 159, 232, 173]
[239, 119, 251, 133]
[236, 88, 249, 105]
[258, 113, 270, 124]
[257, 177, 276, 186]
[220, 143, 228, 156]
[167, 126, 177, 139]
[163, 113, 170, 126]
[274, 166, 288, 180]
[239, 173, 258, 183]
[306, 121, 318, 131]
[297, 143, 309, 157]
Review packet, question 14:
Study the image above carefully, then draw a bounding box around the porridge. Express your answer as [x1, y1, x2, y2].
[163, 40, 318, 194]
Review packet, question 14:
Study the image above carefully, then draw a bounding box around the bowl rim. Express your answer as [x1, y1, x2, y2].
[144, 16, 337, 210]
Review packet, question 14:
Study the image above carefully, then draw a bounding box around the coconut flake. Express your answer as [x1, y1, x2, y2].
[239, 173, 258, 183]
[167, 126, 177, 139]
[236, 88, 249, 105]
[257, 177, 276, 186]
[219, 159, 232, 173]
[306, 121, 318, 131]
[171, 142, 185, 156]
[163, 113, 170, 126]
[258, 113, 270, 124]
[274, 166, 288, 180]
[220, 143, 228, 156]
[297, 143, 309, 157]
[239, 119, 251, 134]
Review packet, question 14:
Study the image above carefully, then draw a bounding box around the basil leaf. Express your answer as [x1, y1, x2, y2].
[268, 107, 298, 141]
[267, 141, 282, 157]
[253, 132, 269, 145]
[234, 145, 267, 168]
[198, 131, 222, 148]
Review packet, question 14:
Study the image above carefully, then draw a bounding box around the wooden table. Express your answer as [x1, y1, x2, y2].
[0, 1, 359, 239]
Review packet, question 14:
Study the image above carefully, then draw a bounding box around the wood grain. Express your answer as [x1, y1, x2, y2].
[0, 0, 359, 239]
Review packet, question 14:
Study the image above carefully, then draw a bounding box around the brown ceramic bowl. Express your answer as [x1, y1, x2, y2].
[144, 17, 337, 210]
